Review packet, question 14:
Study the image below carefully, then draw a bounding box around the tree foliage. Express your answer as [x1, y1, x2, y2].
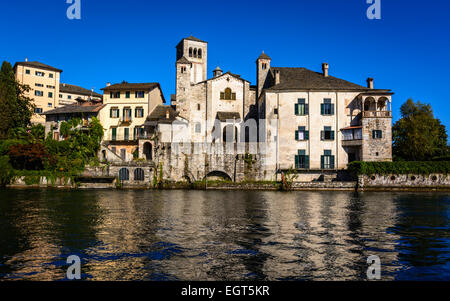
[393, 99, 448, 161]
[0, 61, 35, 138]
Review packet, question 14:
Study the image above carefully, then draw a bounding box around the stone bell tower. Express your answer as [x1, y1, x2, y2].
[176, 36, 207, 84]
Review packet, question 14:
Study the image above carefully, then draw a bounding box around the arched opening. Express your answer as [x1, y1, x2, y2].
[143, 142, 152, 161]
[205, 171, 232, 182]
[364, 97, 376, 111]
[119, 168, 130, 181]
[193, 48, 197, 58]
[223, 125, 238, 143]
[198, 49, 202, 58]
[378, 97, 389, 111]
[189, 48, 193, 57]
[134, 168, 145, 181]
[102, 150, 107, 161]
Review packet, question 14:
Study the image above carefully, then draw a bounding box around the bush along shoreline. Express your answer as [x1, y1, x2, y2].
[348, 161, 450, 176]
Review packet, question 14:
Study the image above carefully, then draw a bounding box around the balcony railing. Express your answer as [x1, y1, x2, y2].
[363, 111, 391, 118]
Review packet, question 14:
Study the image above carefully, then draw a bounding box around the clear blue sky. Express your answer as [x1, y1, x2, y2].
[1, 0, 450, 128]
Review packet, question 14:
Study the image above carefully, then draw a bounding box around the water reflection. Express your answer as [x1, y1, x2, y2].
[0, 189, 448, 280]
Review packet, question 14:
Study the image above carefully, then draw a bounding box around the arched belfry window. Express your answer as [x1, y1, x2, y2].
[189, 48, 193, 57]
[198, 49, 202, 58]
[193, 48, 197, 58]
[220, 88, 236, 100]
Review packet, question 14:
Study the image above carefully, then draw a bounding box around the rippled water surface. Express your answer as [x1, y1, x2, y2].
[0, 189, 449, 280]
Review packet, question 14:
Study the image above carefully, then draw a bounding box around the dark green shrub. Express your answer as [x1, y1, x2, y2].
[348, 161, 450, 176]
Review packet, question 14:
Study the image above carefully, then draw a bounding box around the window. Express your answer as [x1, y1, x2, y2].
[198, 49, 202, 58]
[262, 63, 267, 70]
[295, 126, 309, 141]
[124, 128, 130, 141]
[135, 107, 144, 118]
[274, 108, 278, 115]
[35, 90, 44, 97]
[111, 128, 117, 141]
[110, 108, 119, 118]
[48, 92, 53, 98]
[372, 130, 383, 139]
[35, 83, 43, 87]
[295, 99, 309, 116]
[134, 168, 145, 181]
[189, 48, 193, 57]
[125, 91, 130, 99]
[111, 146, 117, 154]
[34, 108, 43, 114]
[195, 123, 201, 133]
[135, 91, 145, 98]
[25, 69, 30, 74]
[35, 71, 45, 77]
[49, 73, 54, 78]
[59, 94, 63, 98]
[123, 108, 132, 122]
[321, 126, 335, 141]
[321, 150, 335, 169]
[110, 92, 120, 99]
[47, 85, 55, 89]
[221, 88, 236, 100]
[197, 103, 201, 111]
[321, 99, 334, 115]
[48, 103, 52, 108]
[134, 127, 144, 140]
[119, 168, 130, 181]
[68, 95, 72, 100]
[295, 150, 309, 169]
[193, 48, 197, 58]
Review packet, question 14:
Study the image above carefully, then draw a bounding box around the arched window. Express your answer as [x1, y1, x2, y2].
[198, 49, 202, 58]
[193, 48, 197, 58]
[223, 125, 238, 143]
[119, 168, 130, 181]
[134, 168, 145, 181]
[221, 88, 236, 100]
[189, 48, 193, 57]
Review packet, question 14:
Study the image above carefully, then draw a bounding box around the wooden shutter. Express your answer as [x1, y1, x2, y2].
[295, 155, 299, 169]
[331, 104, 335, 115]
[321, 155, 324, 169]
[295, 130, 299, 141]
[321, 131, 324, 140]
[331, 131, 335, 140]
[295, 104, 299, 115]
[330, 156, 335, 169]
[372, 130, 375, 139]
[305, 104, 309, 115]
[321, 104, 324, 115]
[305, 131, 309, 140]
[305, 156, 310, 169]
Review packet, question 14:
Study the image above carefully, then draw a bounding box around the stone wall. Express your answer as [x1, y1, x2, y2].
[362, 117, 392, 161]
[358, 174, 450, 190]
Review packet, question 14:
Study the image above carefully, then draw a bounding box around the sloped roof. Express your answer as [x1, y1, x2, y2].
[216, 112, 241, 122]
[146, 105, 178, 123]
[60, 83, 102, 98]
[42, 102, 104, 115]
[101, 82, 160, 91]
[184, 35, 207, 43]
[266, 67, 373, 91]
[257, 52, 271, 60]
[176, 56, 192, 65]
[14, 61, 63, 73]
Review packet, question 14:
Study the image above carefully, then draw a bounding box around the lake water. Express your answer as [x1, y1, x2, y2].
[0, 189, 449, 281]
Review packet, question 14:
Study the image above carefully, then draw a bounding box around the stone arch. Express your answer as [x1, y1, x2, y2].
[205, 170, 232, 182]
[134, 168, 145, 181]
[364, 97, 376, 111]
[198, 48, 202, 58]
[143, 142, 152, 161]
[189, 47, 193, 57]
[119, 168, 130, 181]
[378, 96, 389, 111]
[193, 48, 197, 58]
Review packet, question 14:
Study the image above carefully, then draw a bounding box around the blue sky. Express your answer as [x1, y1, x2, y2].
[1, 0, 450, 128]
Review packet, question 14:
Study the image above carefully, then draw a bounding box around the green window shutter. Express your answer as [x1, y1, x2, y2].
[295, 104, 299, 115]
[305, 156, 310, 169]
[295, 155, 299, 169]
[321, 104, 324, 115]
[330, 156, 335, 169]
[305, 130, 309, 140]
[372, 130, 375, 139]
[321, 131, 324, 140]
[380, 131, 383, 138]
[331, 131, 335, 140]
[110, 109, 113, 118]
[295, 130, 299, 141]
[305, 104, 309, 115]
[321, 156, 324, 169]
[331, 104, 335, 115]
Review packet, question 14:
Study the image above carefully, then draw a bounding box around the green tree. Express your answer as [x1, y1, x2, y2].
[393, 99, 448, 161]
[0, 61, 35, 138]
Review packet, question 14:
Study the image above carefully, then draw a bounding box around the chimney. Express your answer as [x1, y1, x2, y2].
[322, 63, 329, 77]
[106, 82, 111, 87]
[166, 109, 170, 119]
[274, 70, 280, 85]
[367, 78, 374, 89]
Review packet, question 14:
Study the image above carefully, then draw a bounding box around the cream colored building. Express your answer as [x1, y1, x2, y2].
[59, 83, 102, 106]
[98, 82, 165, 161]
[14, 60, 62, 124]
